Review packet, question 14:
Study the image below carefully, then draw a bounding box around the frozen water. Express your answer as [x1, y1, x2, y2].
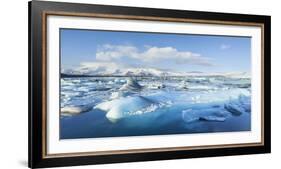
[60, 75, 251, 139]
[61, 103, 95, 116]
[95, 96, 158, 123]
[119, 78, 143, 91]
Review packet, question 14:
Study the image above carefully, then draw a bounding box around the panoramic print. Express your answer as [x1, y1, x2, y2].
[60, 29, 251, 139]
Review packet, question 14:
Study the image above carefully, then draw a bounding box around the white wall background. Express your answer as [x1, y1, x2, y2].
[0, 0, 278, 168]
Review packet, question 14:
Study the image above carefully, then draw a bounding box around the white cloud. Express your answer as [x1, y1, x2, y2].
[74, 61, 128, 74]
[96, 44, 138, 61]
[95, 44, 214, 66]
[220, 44, 231, 50]
[79, 61, 120, 70]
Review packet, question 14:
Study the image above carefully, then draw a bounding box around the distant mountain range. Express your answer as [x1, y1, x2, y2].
[62, 67, 182, 77]
[61, 67, 250, 78]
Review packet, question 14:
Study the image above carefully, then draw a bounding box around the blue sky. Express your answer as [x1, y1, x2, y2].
[60, 28, 251, 73]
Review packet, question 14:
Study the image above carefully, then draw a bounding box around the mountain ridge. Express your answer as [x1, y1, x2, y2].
[61, 67, 250, 78]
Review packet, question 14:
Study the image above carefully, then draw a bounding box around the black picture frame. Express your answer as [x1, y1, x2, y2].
[29, 0, 271, 168]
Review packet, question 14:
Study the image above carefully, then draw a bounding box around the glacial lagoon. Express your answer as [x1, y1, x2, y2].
[60, 76, 251, 139]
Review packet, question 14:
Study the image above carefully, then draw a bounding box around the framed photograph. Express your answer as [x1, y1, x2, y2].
[28, 1, 271, 168]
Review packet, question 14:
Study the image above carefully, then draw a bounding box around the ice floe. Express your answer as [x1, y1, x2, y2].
[61, 103, 95, 116]
[147, 83, 166, 89]
[224, 94, 251, 116]
[182, 108, 228, 123]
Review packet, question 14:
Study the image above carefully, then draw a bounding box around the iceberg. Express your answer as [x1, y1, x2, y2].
[238, 95, 251, 113]
[95, 96, 158, 123]
[94, 91, 174, 124]
[178, 80, 188, 90]
[61, 103, 95, 116]
[147, 83, 166, 90]
[119, 78, 143, 91]
[224, 102, 243, 116]
[182, 109, 200, 123]
[110, 91, 134, 99]
[182, 108, 228, 123]
[114, 78, 126, 84]
[224, 94, 251, 116]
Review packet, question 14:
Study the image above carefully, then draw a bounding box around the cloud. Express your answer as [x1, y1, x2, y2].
[73, 61, 128, 74]
[96, 44, 138, 61]
[95, 44, 214, 66]
[79, 61, 120, 70]
[220, 44, 231, 50]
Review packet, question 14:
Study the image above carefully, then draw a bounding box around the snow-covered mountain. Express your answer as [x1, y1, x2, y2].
[62, 67, 183, 76]
[62, 65, 250, 78]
